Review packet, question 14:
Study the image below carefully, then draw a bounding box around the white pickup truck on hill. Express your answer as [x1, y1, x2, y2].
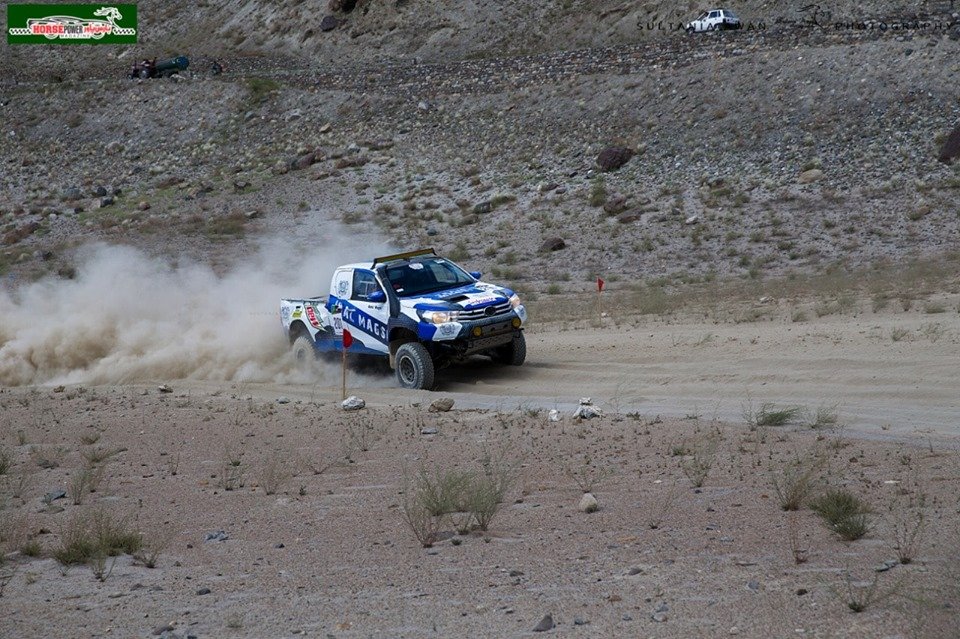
[279, 249, 528, 389]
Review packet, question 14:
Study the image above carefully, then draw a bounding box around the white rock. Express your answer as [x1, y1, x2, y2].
[573, 398, 602, 420]
[579, 492, 599, 513]
[548, 409, 561, 422]
[341, 396, 365, 411]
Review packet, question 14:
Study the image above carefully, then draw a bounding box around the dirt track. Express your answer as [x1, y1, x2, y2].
[230, 309, 960, 442]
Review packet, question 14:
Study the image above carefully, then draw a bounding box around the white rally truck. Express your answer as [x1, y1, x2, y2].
[279, 249, 528, 389]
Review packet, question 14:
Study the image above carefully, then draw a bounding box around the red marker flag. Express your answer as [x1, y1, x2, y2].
[342, 328, 353, 349]
[597, 277, 605, 292]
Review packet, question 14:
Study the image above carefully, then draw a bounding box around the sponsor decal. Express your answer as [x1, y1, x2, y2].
[305, 305, 321, 328]
[280, 306, 291, 322]
[7, 4, 138, 44]
[342, 303, 388, 343]
[438, 323, 458, 336]
[291, 308, 302, 319]
[336, 279, 349, 298]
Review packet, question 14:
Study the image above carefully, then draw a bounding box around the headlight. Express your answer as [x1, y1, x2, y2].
[419, 309, 460, 324]
[509, 294, 521, 309]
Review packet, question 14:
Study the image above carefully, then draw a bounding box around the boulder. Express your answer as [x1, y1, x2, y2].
[596, 146, 634, 172]
[579, 492, 599, 513]
[320, 15, 340, 32]
[938, 124, 960, 165]
[603, 194, 627, 215]
[617, 210, 644, 224]
[429, 397, 455, 412]
[539, 237, 566, 252]
[798, 168, 824, 184]
[342, 396, 365, 411]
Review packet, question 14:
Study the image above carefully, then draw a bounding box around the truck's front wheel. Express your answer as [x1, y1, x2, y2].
[493, 332, 526, 366]
[395, 343, 435, 390]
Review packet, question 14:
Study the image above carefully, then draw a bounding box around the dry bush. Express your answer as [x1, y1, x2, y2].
[0, 447, 11, 475]
[219, 444, 245, 491]
[133, 529, 174, 569]
[786, 511, 808, 564]
[811, 489, 872, 541]
[888, 492, 926, 565]
[565, 454, 616, 493]
[54, 508, 142, 566]
[772, 451, 826, 511]
[831, 570, 903, 613]
[257, 452, 293, 496]
[680, 431, 721, 488]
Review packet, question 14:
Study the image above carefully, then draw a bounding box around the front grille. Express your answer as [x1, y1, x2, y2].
[458, 300, 512, 320]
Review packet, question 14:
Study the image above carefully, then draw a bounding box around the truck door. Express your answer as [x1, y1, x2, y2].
[341, 269, 389, 353]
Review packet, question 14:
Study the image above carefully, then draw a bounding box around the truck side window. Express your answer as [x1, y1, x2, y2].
[352, 270, 383, 302]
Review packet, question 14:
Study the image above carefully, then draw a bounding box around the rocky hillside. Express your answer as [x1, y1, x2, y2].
[1, 0, 959, 292]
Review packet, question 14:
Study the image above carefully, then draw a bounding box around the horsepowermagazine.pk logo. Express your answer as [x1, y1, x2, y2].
[7, 4, 137, 44]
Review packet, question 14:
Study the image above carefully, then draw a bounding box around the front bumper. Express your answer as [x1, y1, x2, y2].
[419, 309, 524, 357]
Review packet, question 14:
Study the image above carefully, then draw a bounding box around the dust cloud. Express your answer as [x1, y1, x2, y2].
[0, 231, 392, 387]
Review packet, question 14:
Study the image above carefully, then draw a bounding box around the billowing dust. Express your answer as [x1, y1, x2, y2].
[0, 233, 393, 387]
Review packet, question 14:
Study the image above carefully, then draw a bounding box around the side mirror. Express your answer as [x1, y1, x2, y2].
[368, 290, 386, 304]
[469, 271, 482, 280]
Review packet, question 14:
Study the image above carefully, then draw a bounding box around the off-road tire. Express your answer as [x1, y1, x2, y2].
[292, 334, 316, 364]
[493, 332, 526, 366]
[395, 342, 435, 390]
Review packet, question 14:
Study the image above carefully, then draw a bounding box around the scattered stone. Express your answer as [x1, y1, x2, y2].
[537, 182, 559, 193]
[420, 427, 439, 435]
[797, 168, 824, 184]
[137, 201, 151, 211]
[572, 397, 602, 420]
[602, 195, 627, 215]
[98, 196, 114, 208]
[93, 185, 108, 198]
[548, 409, 561, 422]
[429, 397, 454, 412]
[684, 215, 699, 225]
[274, 543, 285, 549]
[342, 396, 365, 411]
[539, 236, 566, 252]
[938, 124, 960, 165]
[196, 588, 211, 596]
[62, 186, 81, 201]
[204, 530, 229, 542]
[157, 384, 173, 393]
[651, 613, 668, 623]
[596, 146, 635, 172]
[627, 567, 643, 576]
[796, 588, 808, 596]
[44, 489, 67, 502]
[747, 580, 760, 591]
[276, 397, 291, 405]
[622, 614, 633, 621]
[532, 614, 555, 632]
[319, 123, 332, 133]
[874, 560, 898, 572]
[292, 152, 316, 171]
[53, 385, 65, 393]
[472, 201, 493, 215]
[152, 625, 175, 636]
[578, 492, 599, 513]
[320, 15, 340, 31]
[574, 617, 589, 626]
[616, 210, 644, 224]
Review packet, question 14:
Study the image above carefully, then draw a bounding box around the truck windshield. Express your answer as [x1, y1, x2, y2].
[384, 257, 476, 297]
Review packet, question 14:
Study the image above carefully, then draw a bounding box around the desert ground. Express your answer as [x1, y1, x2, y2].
[1, 299, 959, 638]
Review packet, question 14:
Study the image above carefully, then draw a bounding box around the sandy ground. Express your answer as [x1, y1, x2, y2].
[1, 307, 959, 638]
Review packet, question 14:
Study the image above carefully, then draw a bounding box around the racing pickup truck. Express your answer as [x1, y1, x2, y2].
[279, 249, 528, 389]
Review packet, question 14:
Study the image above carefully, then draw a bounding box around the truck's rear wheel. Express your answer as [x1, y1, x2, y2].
[292, 335, 316, 364]
[493, 332, 526, 366]
[395, 343, 435, 390]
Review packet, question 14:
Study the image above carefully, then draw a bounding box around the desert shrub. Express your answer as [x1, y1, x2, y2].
[772, 452, 825, 511]
[680, 432, 720, 488]
[257, 452, 293, 495]
[0, 447, 11, 475]
[811, 489, 871, 541]
[54, 509, 142, 565]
